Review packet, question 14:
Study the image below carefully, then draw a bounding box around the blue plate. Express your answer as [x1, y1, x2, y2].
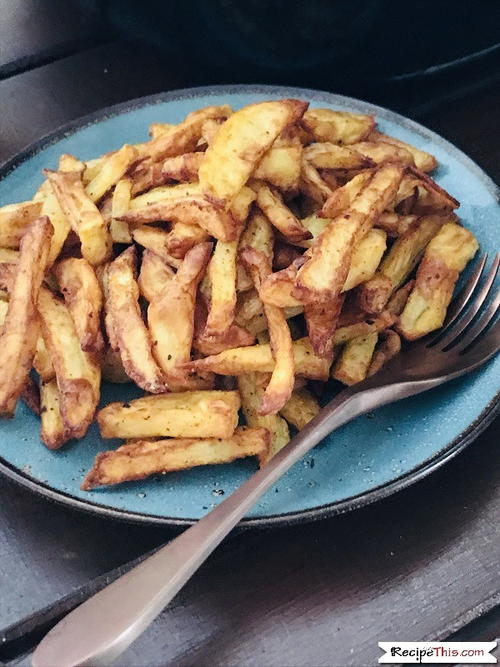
[0, 85, 498, 527]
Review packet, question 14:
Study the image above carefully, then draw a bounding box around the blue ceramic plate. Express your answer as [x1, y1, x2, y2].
[0, 85, 498, 527]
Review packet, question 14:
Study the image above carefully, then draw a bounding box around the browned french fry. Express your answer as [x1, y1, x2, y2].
[37, 286, 100, 437]
[408, 167, 460, 213]
[253, 134, 302, 192]
[85, 145, 138, 202]
[294, 164, 404, 302]
[0, 201, 43, 248]
[107, 246, 168, 393]
[0, 261, 15, 290]
[199, 99, 308, 204]
[137, 249, 175, 302]
[130, 160, 169, 196]
[273, 243, 303, 271]
[238, 373, 290, 464]
[131, 226, 181, 267]
[304, 143, 374, 170]
[97, 390, 241, 439]
[82, 426, 268, 490]
[302, 109, 375, 144]
[55, 258, 104, 353]
[241, 247, 294, 414]
[375, 212, 417, 237]
[367, 330, 401, 376]
[148, 242, 211, 384]
[161, 152, 204, 182]
[148, 122, 176, 140]
[186, 337, 331, 381]
[45, 169, 112, 265]
[332, 332, 378, 385]
[253, 181, 312, 245]
[279, 388, 320, 429]
[110, 177, 133, 243]
[319, 170, 373, 219]
[304, 295, 344, 358]
[349, 141, 415, 166]
[0, 217, 52, 415]
[333, 311, 397, 346]
[299, 160, 335, 205]
[386, 280, 415, 316]
[398, 222, 478, 339]
[369, 130, 437, 172]
[40, 378, 71, 449]
[194, 292, 255, 355]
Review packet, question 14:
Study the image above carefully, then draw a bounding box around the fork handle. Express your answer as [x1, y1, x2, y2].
[32, 376, 442, 667]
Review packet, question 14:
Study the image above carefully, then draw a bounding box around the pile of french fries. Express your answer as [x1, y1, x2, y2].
[0, 99, 479, 490]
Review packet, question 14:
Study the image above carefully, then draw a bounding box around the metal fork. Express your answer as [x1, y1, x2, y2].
[32, 255, 500, 667]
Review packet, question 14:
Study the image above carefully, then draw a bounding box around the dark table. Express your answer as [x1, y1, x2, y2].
[0, 3, 499, 665]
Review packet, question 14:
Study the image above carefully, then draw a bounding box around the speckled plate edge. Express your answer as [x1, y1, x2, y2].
[0, 84, 498, 528]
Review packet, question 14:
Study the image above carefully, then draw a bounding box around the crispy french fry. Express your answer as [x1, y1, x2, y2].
[40, 378, 71, 449]
[408, 167, 460, 213]
[138, 249, 174, 302]
[333, 311, 396, 346]
[199, 99, 308, 204]
[130, 183, 200, 208]
[254, 137, 302, 192]
[369, 130, 437, 172]
[39, 189, 72, 266]
[37, 286, 100, 437]
[399, 222, 478, 339]
[333, 332, 378, 385]
[273, 242, 303, 271]
[386, 280, 414, 316]
[302, 109, 375, 144]
[299, 160, 335, 205]
[187, 337, 330, 380]
[110, 178, 133, 243]
[82, 426, 268, 489]
[241, 247, 295, 414]
[59, 154, 85, 173]
[45, 169, 112, 265]
[343, 228, 387, 291]
[0, 217, 52, 415]
[304, 295, 344, 358]
[350, 141, 415, 166]
[237, 209, 274, 292]
[107, 247, 168, 392]
[358, 214, 448, 313]
[161, 152, 204, 182]
[319, 170, 373, 219]
[0, 201, 43, 248]
[148, 242, 211, 383]
[148, 122, 176, 139]
[55, 257, 104, 353]
[304, 143, 374, 170]
[375, 212, 417, 238]
[33, 333, 55, 381]
[131, 226, 181, 267]
[200, 117, 224, 146]
[253, 181, 311, 245]
[238, 373, 290, 464]
[165, 222, 210, 259]
[367, 330, 401, 376]
[130, 160, 169, 196]
[98, 390, 240, 439]
[279, 388, 320, 430]
[85, 145, 137, 202]
[295, 164, 404, 302]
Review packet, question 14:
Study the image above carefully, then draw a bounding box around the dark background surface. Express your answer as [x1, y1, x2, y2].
[0, 1, 499, 665]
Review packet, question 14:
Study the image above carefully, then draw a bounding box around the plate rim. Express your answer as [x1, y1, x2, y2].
[1, 83, 498, 528]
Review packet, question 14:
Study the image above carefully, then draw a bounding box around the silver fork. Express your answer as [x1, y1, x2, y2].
[33, 254, 500, 667]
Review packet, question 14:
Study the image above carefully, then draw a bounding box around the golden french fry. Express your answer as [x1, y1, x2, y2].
[98, 390, 241, 439]
[199, 99, 308, 204]
[238, 373, 290, 464]
[39, 189, 72, 266]
[399, 222, 478, 339]
[333, 311, 396, 346]
[37, 286, 100, 437]
[148, 122, 176, 139]
[33, 333, 55, 381]
[107, 246, 168, 392]
[299, 160, 335, 205]
[82, 426, 268, 489]
[138, 248, 175, 302]
[45, 169, 112, 265]
[295, 164, 404, 302]
[279, 388, 320, 430]
[130, 183, 200, 208]
[110, 177, 133, 243]
[58, 153, 85, 173]
[161, 152, 204, 182]
[85, 145, 137, 202]
[304, 143, 374, 170]
[367, 330, 401, 376]
[302, 109, 375, 144]
[187, 337, 330, 381]
[254, 137, 302, 192]
[343, 227, 387, 291]
[0, 201, 43, 248]
[0, 217, 52, 415]
[200, 117, 224, 146]
[253, 181, 312, 245]
[131, 226, 179, 267]
[333, 332, 378, 385]
[375, 212, 418, 238]
[319, 170, 373, 219]
[350, 141, 415, 166]
[369, 130, 437, 172]
[55, 257, 104, 353]
[40, 378, 71, 449]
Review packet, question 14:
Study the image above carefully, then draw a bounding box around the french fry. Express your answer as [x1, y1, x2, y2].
[237, 209, 274, 292]
[107, 247, 168, 392]
[0, 217, 52, 415]
[55, 257, 104, 353]
[386, 280, 415, 316]
[33, 333, 55, 381]
[130, 160, 169, 196]
[130, 183, 201, 208]
[40, 378, 71, 449]
[59, 153, 85, 173]
[369, 130, 437, 172]
[199, 99, 308, 204]
[349, 141, 415, 166]
[131, 226, 182, 267]
[110, 178, 133, 243]
[85, 145, 138, 202]
[238, 373, 290, 464]
[302, 109, 375, 144]
[45, 169, 112, 265]
[138, 248, 174, 302]
[253, 181, 312, 244]
[408, 167, 460, 213]
[375, 212, 417, 238]
[367, 330, 401, 376]
[0, 201, 43, 248]
[37, 286, 100, 437]
[40, 189, 72, 266]
[0, 247, 19, 264]
[304, 143, 374, 170]
[200, 117, 224, 146]
[279, 388, 320, 430]
[148, 122, 176, 139]
[304, 295, 344, 358]
[333, 311, 397, 345]
[161, 152, 204, 182]
[187, 337, 330, 381]
[294, 164, 404, 302]
[299, 160, 335, 205]
[319, 170, 373, 219]
[241, 247, 295, 414]
[358, 214, 448, 313]
[254, 137, 302, 192]
[97, 390, 241, 439]
[332, 332, 378, 385]
[82, 426, 268, 489]
[399, 222, 478, 339]
[148, 242, 211, 383]
[142, 105, 232, 163]
[273, 242, 303, 271]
